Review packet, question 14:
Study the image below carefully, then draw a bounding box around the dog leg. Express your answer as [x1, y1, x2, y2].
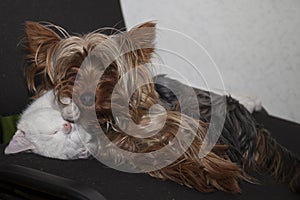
[254, 128, 300, 193]
[148, 149, 248, 193]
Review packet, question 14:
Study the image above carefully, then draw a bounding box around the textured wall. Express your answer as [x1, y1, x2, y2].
[121, 0, 300, 123]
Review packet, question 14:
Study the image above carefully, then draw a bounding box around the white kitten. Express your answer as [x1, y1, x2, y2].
[5, 91, 90, 160]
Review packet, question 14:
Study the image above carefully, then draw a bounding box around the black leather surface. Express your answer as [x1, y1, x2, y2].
[0, 110, 299, 200]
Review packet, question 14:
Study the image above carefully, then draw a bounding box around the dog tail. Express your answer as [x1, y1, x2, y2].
[254, 127, 300, 193]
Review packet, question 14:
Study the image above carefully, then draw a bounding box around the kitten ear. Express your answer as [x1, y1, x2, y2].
[25, 21, 61, 92]
[126, 21, 156, 64]
[5, 130, 35, 154]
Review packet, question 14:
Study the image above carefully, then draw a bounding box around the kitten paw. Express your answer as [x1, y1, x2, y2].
[78, 148, 91, 159]
[62, 102, 81, 121]
[60, 96, 72, 105]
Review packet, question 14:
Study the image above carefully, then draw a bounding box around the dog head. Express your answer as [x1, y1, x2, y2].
[25, 21, 158, 125]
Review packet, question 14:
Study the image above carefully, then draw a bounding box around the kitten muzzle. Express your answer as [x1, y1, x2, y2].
[63, 122, 72, 134]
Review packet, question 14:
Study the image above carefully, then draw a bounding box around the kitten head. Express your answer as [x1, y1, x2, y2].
[5, 108, 91, 160]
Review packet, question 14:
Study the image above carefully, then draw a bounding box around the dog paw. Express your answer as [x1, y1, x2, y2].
[62, 102, 80, 121]
[232, 94, 262, 113]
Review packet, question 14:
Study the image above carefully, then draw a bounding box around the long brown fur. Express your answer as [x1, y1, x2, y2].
[24, 21, 299, 194]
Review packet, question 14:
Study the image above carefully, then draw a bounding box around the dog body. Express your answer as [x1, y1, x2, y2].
[24, 21, 299, 193]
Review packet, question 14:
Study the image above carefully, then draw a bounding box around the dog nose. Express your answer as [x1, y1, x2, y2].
[80, 92, 95, 106]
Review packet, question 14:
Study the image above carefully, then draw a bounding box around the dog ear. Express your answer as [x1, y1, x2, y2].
[126, 21, 156, 64]
[25, 21, 61, 92]
[25, 21, 61, 59]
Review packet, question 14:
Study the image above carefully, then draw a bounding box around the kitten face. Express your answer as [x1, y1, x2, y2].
[5, 108, 91, 160]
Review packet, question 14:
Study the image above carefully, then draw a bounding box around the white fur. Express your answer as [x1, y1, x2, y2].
[61, 101, 81, 121]
[206, 88, 262, 113]
[230, 93, 262, 113]
[5, 91, 90, 160]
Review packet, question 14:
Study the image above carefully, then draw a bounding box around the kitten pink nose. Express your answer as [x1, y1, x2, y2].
[63, 122, 72, 134]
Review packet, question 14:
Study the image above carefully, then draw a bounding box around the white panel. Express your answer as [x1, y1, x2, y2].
[121, 0, 300, 123]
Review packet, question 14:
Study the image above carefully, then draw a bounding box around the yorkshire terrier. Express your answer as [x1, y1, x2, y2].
[24, 21, 299, 193]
